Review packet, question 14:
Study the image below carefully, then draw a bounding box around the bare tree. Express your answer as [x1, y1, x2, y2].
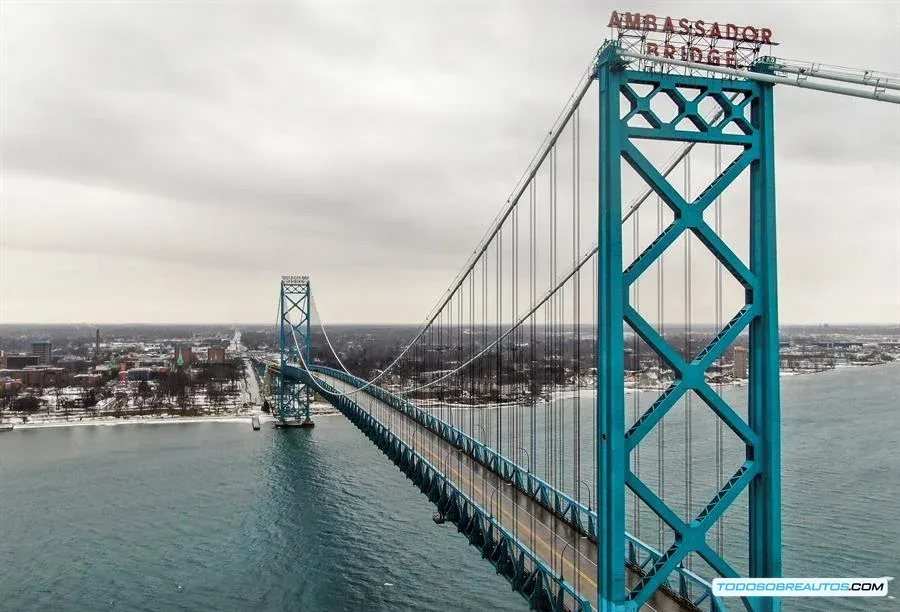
[137, 380, 151, 415]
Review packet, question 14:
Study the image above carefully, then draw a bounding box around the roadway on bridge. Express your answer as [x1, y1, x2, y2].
[315, 372, 695, 612]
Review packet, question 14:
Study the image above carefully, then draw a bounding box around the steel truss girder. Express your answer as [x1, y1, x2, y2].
[295, 365, 717, 610]
[299, 369, 591, 612]
[596, 45, 781, 612]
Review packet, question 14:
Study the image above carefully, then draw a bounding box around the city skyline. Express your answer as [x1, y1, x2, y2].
[2, 1, 899, 325]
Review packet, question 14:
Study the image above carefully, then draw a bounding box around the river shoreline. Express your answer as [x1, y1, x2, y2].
[4, 414, 266, 431]
[2, 405, 342, 432]
[4, 362, 892, 431]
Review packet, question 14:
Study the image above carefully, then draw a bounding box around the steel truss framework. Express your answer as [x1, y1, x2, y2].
[291, 364, 720, 610]
[278, 278, 313, 423]
[596, 46, 780, 611]
[295, 367, 591, 612]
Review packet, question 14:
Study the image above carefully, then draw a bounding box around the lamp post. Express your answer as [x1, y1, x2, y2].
[489, 487, 501, 520]
[578, 479, 593, 510]
[558, 540, 573, 583]
[516, 447, 532, 472]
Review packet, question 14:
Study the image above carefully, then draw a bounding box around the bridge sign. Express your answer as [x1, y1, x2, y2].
[608, 10, 777, 69]
[281, 275, 309, 284]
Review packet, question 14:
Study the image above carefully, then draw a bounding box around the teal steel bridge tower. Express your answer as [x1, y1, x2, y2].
[595, 45, 779, 611]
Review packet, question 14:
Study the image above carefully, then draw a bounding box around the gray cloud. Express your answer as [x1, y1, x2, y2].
[1, 1, 899, 324]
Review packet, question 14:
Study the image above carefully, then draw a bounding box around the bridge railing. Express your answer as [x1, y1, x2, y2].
[299, 367, 592, 612]
[304, 364, 721, 610]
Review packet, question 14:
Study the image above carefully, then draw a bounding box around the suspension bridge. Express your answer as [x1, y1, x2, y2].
[257, 23, 899, 612]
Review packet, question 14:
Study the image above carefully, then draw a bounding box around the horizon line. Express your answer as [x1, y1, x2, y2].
[1, 321, 898, 328]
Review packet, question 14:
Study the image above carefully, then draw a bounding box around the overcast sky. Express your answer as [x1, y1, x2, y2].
[1, 1, 898, 325]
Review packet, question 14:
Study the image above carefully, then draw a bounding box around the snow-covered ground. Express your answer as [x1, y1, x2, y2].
[9, 413, 277, 430]
[230, 330, 263, 411]
[242, 358, 262, 407]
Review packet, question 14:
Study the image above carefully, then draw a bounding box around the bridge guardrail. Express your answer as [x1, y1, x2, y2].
[304, 364, 720, 610]
[300, 368, 592, 612]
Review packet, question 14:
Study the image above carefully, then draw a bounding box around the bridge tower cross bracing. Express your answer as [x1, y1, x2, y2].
[596, 44, 781, 611]
[277, 275, 315, 428]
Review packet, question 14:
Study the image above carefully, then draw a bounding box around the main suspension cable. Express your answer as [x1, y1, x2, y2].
[299, 79, 738, 398]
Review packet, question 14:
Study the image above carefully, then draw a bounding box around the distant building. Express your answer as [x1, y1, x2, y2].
[733, 346, 749, 379]
[21, 366, 67, 388]
[813, 341, 863, 350]
[73, 373, 102, 388]
[624, 349, 641, 372]
[0, 369, 26, 384]
[59, 357, 88, 375]
[117, 358, 140, 371]
[31, 341, 52, 365]
[0, 376, 22, 393]
[207, 347, 226, 364]
[2, 354, 39, 369]
[173, 345, 192, 368]
[126, 367, 151, 382]
[93, 364, 117, 382]
[150, 366, 170, 377]
[139, 357, 169, 368]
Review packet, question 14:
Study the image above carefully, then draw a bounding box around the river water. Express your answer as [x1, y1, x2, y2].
[1, 362, 897, 611]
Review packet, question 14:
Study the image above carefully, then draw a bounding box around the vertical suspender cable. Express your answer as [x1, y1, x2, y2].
[573, 107, 582, 504]
[482, 256, 488, 505]
[529, 179, 536, 477]
[592, 247, 598, 512]
[684, 154, 694, 575]
[545, 150, 552, 486]
[443, 297, 447, 449]
[470, 270, 476, 495]
[458, 280, 463, 475]
[511, 211, 517, 474]
[550, 142, 558, 563]
[513, 188, 520, 538]
[530, 177, 537, 555]
[549, 145, 555, 488]
[497, 227, 503, 457]
[714, 143, 725, 555]
[632, 178, 641, 539]
[555, 139, 564, 496]
[656, 193, 666, 552]
[431, 310, 436, 463]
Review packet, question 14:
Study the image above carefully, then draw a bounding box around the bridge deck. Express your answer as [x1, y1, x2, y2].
[317, 372, 696, 612]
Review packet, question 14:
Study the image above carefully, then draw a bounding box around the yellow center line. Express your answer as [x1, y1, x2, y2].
[416, 437, 599, 594]
[329, 378, 599, 596]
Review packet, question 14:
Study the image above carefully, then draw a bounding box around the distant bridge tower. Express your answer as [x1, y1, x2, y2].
[277, 275, 315, 428]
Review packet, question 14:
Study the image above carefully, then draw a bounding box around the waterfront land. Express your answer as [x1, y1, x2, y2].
[1, 323, 896, 427]
[0, 325, 340, 428]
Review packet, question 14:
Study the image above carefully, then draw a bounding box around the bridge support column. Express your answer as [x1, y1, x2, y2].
[748, 71, 781, 612]
[596, 45, 628, 612]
